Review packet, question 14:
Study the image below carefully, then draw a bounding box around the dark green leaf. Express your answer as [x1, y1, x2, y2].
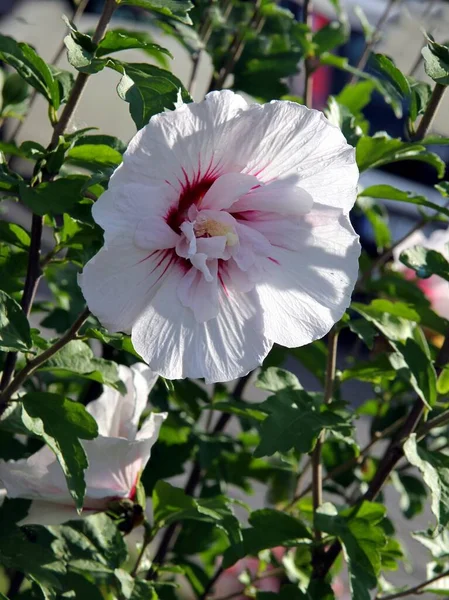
[359, 184, 449, 219]
[21, 392, 98, 509]
[0, 34, 60, 107]
[357, 196, 391, 250]
[1, 72, 29, 118]
[409, 80, 432, 123]
[19, 176, 89, 217]
[315, 502, 387, 600]
[0, 289, 32, 351]
[347, 317, 377, 349]
[404, 434, 449, 528]
[0, 160, 23, 192]
[371, 53, 410, 97]
[39, 339, 125, 392]
[223, 508, 311, 569]
[109, 60, 191, 129]
[254, 389, 352, 458]
[118, 0, 194, 24]
[313, 21, 348, 54]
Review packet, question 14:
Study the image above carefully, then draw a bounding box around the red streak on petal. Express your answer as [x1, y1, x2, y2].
[268, 256, 280, 265]
[167, 176, 216, 232]
[218, 270, 229, 297]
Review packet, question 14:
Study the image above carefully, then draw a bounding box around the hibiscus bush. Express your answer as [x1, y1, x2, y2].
[2, 0, 449, 598]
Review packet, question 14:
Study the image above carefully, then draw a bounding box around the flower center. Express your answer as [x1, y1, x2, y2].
[193, 217, 239, 247]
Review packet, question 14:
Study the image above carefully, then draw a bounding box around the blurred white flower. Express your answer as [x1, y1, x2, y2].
[0, 364, 166, 526]
[393, 228, 449, 319]
[80, 91, 360, 383]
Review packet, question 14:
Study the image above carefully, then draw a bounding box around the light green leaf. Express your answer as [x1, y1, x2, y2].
[0, 160, 23, 192]
[97, 29, 172, 63]
[404, 434, 449, 527]
[400, 245, 449, 282]
[356, 135, 445, 177]
[0, 221, 30, 248]
[39, 339, 125, 392]
[67, 144, 122, 169]
[256, 367, 301, 392]
[357, 196, 391, 250]
[21, 392, 98, 509]
[223, 509, 311, 569]
[336, 80, 375, 113]
[313, 21, 348, 55]
[359, 184, 449, 219]
[422, 37, 449, 86]
[118, 0, 194, 24]
[0, 289, 32, 351]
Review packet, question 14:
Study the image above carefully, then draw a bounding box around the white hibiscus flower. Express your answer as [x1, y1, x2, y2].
[80, 91, 360, 383]
[0, 364, 165, 526]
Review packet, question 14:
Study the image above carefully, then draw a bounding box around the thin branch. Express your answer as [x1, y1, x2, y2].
[286, 415, 406, 510]
[130, 522, 153, 578]
[0, 0, 117, 406]
[210, 567, 284, 600]
[313, 335, 449, 580]
[0, 308, 90, 404]
[376, 569, 449, 600]
[199, 566, 224, 600]
[50, 0, 118, 147]
[7, 0, 90, 146]
[146, 373, 252, 581]
[208, 0, 264, 92]
[311, 328, 338, 535]
[349, 0, 400, 85]
[414, 82, 446, 141]
[302, 0, 313, 107]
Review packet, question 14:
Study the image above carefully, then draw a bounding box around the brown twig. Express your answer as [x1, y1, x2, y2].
[0, 307, 90, 404]
[376, 569, 449, 600]
[414, 83, 446, 141]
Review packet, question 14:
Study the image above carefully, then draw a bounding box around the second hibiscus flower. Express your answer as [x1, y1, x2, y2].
[80, 91, 361, 382]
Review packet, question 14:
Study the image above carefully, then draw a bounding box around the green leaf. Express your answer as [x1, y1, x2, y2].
[256, 367, 301, 392]
[371, 53, 411, 97]
[0, 289, 32, 351]
[400, 245, 449, 282]
[359, 184, 449, 219]
[340, 355, 396, 383]
[0, 159, 23, 192]
[39, 339, 125, 392]
[1, 72, 29, 118]
[118, 0, 194, 25]
[351, 300, 417, 341]
[347, 317, 377, 349]
[0, 221, 30, 248]
[315, 502, 387, 600]
[254, 389, 352, 458]
[356, 135, 445, 177]
[409, 80, 432, 123]
[21, 392, 98, 510]
[404, 434, 449, 528]
[109, 60, 191, 129]
[97, 29, 172, 61]
[437, 366, 449, 394]
[422, 37, 449, 86]
[222, 509, 311, 569]
[152, 481, 241, 544]
[19, 176, 89, 216]
[50, 512, 128, 570]
[64, 35, 106, 74]
[257, 583, 334, 600]
[391, 472, 428, 520]
[336, 80, 375, 113]
[67, 144, 123, 170]
[0, 34, 60, 107]
[313, 21, 348, 55]
[357, 196, 391, 250]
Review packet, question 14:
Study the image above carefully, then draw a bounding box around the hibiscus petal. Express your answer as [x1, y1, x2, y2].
[231, 176, 313, 215]
[177, 264, 220, 322]
[79, 240, 178, 333]
[20, 501, 87, 526]
[256, 211, 360, 347]
[87, 364, 158, 439]
[200, 172, 259, 210]
[120, 90, 250, 191]
[134, 217, 179, 251]
[131, 269, 272, 382]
